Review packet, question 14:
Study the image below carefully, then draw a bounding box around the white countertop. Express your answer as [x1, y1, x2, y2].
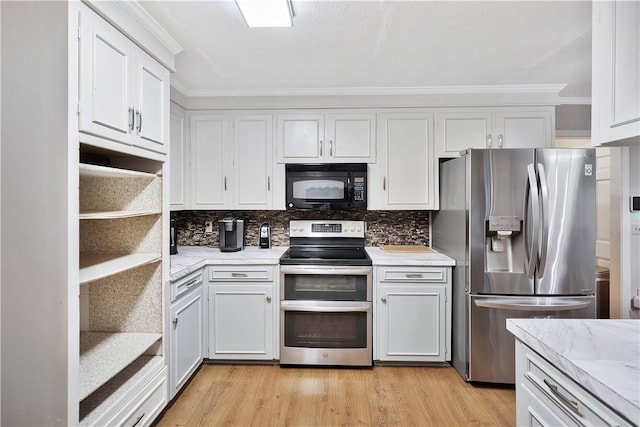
[507, 318, 640, 424]
[170, 246, 288, 280]
[365, 247, 456, 266]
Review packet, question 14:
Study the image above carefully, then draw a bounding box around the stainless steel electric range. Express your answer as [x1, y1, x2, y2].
[279, 220, 373, 367]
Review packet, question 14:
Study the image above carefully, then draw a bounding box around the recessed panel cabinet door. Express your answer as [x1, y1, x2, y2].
[326, 113, 376, 163]
[134, 52, 169, 152]
[170, 289, 203, 399]
[277, 114, 324, 162]
[79, 7, 132, 142]
[234, 115, 273, 209]
[495, 111, 552, 149]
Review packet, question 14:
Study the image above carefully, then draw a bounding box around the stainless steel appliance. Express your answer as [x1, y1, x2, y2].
[218, 218, 245, 252]
[170, 218, 178, 255]
[279, 220, 373, 366]
[432, 148, 596, 384]
[285, 163, 367, 210]
[259, 223, 271, 249]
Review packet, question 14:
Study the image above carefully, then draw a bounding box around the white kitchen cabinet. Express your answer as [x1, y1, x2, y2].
[277, 111, 376, 163]
[207, 266, 277, 360]
[515, 340, 629, 427]
[169, 274, 203, 400]
[170, 103, 188, 209]
[79, 6, 170, 154]
[369, 112, 437, 210]
[189, 114, 233, 209]
[375, 266, 451, 362]
[592, 1, 640, 146]
[233, 114, 275, 209]
[436, 107, 554, 157]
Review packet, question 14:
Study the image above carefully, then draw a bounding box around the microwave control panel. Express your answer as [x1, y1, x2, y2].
[353, 177, 366, 201]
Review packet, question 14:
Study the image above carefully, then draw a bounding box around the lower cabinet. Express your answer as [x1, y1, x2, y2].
[515, 340, 629, 426]
[375, 266, 451, 362]
[169, 282, 203, 400]
[207, 265, 277, 360]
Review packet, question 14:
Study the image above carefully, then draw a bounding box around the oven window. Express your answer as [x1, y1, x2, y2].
[292, 179, 345, 200]
[284, 274, 368, 301]
[284, 311, 367, 348]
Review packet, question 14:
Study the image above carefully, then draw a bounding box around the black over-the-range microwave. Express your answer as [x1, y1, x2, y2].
[285, 163, 367, 210]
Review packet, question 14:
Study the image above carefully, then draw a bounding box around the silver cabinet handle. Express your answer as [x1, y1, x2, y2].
[383, 177, 386, 191]
[498, 134, 504, 148]
[487, 134, 492, 148]
[231, 272, 248, 278]
[543, 379, 580, 414]
[224, 176, 227, 191]
[128, 106, 135, 132]
[381, 296, 387, 303]
[329, 140, 333, 156]
[267, 176, 271, 191]
[135, 110, 142, 133]
[131, 412, 146, 427]
[172, 317, 178, 326]
[266, 296, 272, 302]
[405, 273, 423, 279]
[138, 110, 143, 133]
[319, 140, 323, 156]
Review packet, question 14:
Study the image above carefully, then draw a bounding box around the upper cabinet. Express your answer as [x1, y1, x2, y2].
[369, 112, 438, 210]
[592, 1, 640, 146]
[436, 107, 554, 157]
[79, 7, 170, 154]
[170, 104, 188, 209]
[277, 111, 376, 163]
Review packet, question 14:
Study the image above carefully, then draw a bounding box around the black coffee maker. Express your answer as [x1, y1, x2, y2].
[218, 218, 245, 252]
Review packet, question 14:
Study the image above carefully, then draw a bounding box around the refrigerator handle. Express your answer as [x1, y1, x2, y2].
[474, 299, 591, 312]
[523, 163, 540, 279]
[537, 163, 549, 278]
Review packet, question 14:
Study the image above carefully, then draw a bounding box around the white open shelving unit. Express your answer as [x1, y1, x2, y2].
[78, 159, 164, 425]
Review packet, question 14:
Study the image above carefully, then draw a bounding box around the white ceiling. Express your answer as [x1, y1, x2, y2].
[140, 0, 592, 101]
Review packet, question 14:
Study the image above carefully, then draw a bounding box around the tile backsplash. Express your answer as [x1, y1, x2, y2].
[172, 210, 431, 247]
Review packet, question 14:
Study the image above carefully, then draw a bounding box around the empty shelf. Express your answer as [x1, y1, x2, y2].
[79, 332, 162, 401]
[79, 253, 161, 285]
[79, 163, 157, 179]
[79, 210, 161, 220]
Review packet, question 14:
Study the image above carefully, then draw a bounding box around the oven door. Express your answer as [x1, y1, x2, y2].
[280, 300, 372, 366]
[280, 266, 372, 301]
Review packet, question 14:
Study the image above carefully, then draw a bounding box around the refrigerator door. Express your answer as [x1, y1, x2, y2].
[469, 149, 535, 295]
[468, 294, 595, 384]
[535, 148, 596, 295]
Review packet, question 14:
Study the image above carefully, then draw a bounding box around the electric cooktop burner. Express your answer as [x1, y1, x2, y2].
[280, 220, 372, 266]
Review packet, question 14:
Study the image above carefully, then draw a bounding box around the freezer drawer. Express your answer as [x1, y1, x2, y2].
[468, 295, 595, 384]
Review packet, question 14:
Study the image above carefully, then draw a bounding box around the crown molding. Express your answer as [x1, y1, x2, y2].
[556, 97, 592, 105]
[117, 0, 183, 56]
[177, 83, 567, 98]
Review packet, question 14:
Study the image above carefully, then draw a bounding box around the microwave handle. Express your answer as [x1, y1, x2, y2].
[347, 173, 353, 201]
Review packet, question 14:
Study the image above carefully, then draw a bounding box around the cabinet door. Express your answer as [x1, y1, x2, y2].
[79, 6, 133, 144]
[494, 110, 553, 149]
[276, 113, 324, 162]
[233, 114, 274, 209]
[132, 50, 169, 153]
[189, 114, 232, 209]
[208, 284, 274, 360]
[169, 288, 203, 399]
[592, 1, 640, 145]
[436, 111, 492, 157]
[170, 104, 187, 209]
[371, 112, 437, 210]
[377, 284, 447, 362]
[325, 112, 376, 163]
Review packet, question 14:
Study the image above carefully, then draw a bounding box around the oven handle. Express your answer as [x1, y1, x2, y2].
[280, 301, 372, 313]
[280, 266, 372, 276]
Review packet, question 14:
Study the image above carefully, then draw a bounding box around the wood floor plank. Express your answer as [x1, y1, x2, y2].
[155, 364, 515, 426]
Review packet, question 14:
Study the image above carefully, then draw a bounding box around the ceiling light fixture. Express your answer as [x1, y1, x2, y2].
[235, 0, 293, 28]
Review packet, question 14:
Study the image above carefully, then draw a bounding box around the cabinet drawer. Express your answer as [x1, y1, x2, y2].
[170, 269, 203, 302]
[518, 343, 629, 427]
[378, 267, 447, 283]
[116, 367, 167, 427]
[209, 266, 274, 282]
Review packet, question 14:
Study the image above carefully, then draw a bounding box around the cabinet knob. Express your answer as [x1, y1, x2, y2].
[381, 296, 387, 303]
[266, 296, 272, 302]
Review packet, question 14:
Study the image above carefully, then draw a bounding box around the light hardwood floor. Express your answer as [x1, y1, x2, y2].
[155, 364, 515, 426]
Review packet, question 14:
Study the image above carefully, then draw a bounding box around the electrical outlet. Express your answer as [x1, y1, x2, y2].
[632, 224, 640, 236]
[205, 221, 213, 234]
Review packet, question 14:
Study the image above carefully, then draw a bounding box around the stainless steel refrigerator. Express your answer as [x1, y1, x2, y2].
[432, 148, 596, 384]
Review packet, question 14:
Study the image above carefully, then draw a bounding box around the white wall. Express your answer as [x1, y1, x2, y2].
[623, 147, 640, 319]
